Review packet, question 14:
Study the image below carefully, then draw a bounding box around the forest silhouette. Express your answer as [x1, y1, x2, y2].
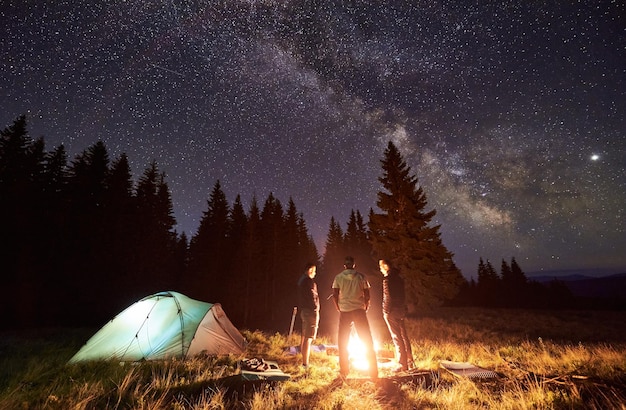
[1, 116, 607, 332]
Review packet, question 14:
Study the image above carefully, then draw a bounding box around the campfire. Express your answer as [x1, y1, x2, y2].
[346, 332, 393, 371]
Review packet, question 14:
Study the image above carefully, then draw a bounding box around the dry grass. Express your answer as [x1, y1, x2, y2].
[1, 308, 626, 409]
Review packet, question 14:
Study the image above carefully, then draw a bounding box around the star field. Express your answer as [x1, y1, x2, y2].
[1, 1, 624, 277]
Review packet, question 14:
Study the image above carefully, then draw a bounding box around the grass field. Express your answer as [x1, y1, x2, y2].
[1, 307, 625, 409]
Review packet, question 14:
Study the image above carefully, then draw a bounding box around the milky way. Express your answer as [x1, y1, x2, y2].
[2, 1, 624, 277]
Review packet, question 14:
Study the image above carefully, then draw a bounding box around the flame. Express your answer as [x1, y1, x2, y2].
[347, 333, 379, 371]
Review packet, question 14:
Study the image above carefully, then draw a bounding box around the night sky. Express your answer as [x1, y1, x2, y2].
[2, 1, 624, 278]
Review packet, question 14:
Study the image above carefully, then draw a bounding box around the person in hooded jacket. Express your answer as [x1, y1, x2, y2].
[379, 259, 414, 372]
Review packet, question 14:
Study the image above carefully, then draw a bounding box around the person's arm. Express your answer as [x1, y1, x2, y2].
[363, 288, 370, 312]
[332, 288, 340, 311]
[308, 279, 317, 309]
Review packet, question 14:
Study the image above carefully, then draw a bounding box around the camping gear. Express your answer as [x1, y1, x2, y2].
[68, 291, 246, 363]
[239, 358, 291, 381]
[440, 360, 499, 379]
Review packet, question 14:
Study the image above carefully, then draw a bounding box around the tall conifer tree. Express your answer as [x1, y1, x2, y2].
[319, 216, 344, 335]
[188, 180, 231, 301]
[225, 195, 248, 322]
[241, 197, 262, 328]
[101, 154, 136, 310]
[259, 193, 284, 325]
[369, 141, 464, 309]
[344, 209, 375, 275]
[134, 162, 177, 298]
[0, 116, 46, 327]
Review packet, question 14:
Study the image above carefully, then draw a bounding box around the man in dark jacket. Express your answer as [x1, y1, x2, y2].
[297, 262, 320, 368]
[379, 259, 414, 372]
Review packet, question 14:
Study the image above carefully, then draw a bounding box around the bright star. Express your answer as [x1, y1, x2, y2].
[590, 154, 600, 161]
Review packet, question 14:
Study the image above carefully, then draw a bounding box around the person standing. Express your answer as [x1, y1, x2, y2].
[379, 259, 414, 372]
[332, 256, 378, 380]
[297, 262, 320, 369]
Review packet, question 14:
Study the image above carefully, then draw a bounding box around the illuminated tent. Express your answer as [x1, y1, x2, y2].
[69, 291, 246, 363]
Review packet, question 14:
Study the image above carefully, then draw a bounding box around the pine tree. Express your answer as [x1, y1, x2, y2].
[319, 216, 345, 335]
[40, 144, 70, 325]
[240, 197, 262, 328]
[224, 195, 249, 323]
[173, 232, 189, 291]
[507, 257, 528, 307]
[64, 141, 113, 323]
[133, 162, 177, 299]
[0, 115, 47, 327]
[344, 209, 375, 275]
[188, 180, 231, 302]
[499, 259, 513, 306]
[259, 193, 284, 326]
[321, 216, 345, 279]
[101, 154, 137, 311]
[296, 213, 319, 266]
[476, 258, 500, 307]
[509, 257, 527, 287]
[278, 198, 308, 330]
[284, 198, 302, 275]
[369, 141, 465, 309]
[500, 259, 512, 284]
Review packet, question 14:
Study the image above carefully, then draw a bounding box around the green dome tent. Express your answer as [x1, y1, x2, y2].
[69, 291, 246, 363]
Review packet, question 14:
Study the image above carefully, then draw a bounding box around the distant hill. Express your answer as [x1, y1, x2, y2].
[527, 268, 626, 280]
[528, 271, 626, 299]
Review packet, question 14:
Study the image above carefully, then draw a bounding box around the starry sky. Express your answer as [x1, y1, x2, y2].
[2, 1, 625, 278]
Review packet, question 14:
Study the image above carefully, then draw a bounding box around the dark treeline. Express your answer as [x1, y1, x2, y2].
[1, 117, 466, 332]
[7, 115, 617, 335]
[0, 116, 319, 331]
[451, 257, 625, 310]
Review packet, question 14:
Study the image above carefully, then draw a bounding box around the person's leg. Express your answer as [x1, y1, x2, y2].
[300, 311, 308, 366]
[301, 336, 312, 366]
[337, 312, 351, 377]
[398, 317, 414, 368]
[301, 309, 318, 367]
[385, 310, 408, 369]
[354, 310, 378, 379]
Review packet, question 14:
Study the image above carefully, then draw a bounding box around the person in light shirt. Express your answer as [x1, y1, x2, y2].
[332, 256, 378, 380]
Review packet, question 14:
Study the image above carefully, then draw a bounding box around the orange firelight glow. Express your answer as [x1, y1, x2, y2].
[347, 333, 382, 371]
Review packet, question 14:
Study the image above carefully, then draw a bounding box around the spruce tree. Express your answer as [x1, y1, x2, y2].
[369, 141, 465, 309]
[298, 215, 319, 265]
[40, 144, 70, 324]
[284, 198, 302, 275]
[509, 257, 527, 287]
[225, 195, 249, 323]
[0, 115, 47, 327]
[259, 193, 284, 326]
[65, 141, 112, 323]
[344, 209, 375, 275]
[173, 232, 189, 291]
[319, 216, 344, 335]
[321, 216, 345, 280]
[134, 162, 177, 298]
[188, 180, 231, 302]
[102, 154, 137, 311]
[240, 197, 262, 328]
[508, 257, 528, 307]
